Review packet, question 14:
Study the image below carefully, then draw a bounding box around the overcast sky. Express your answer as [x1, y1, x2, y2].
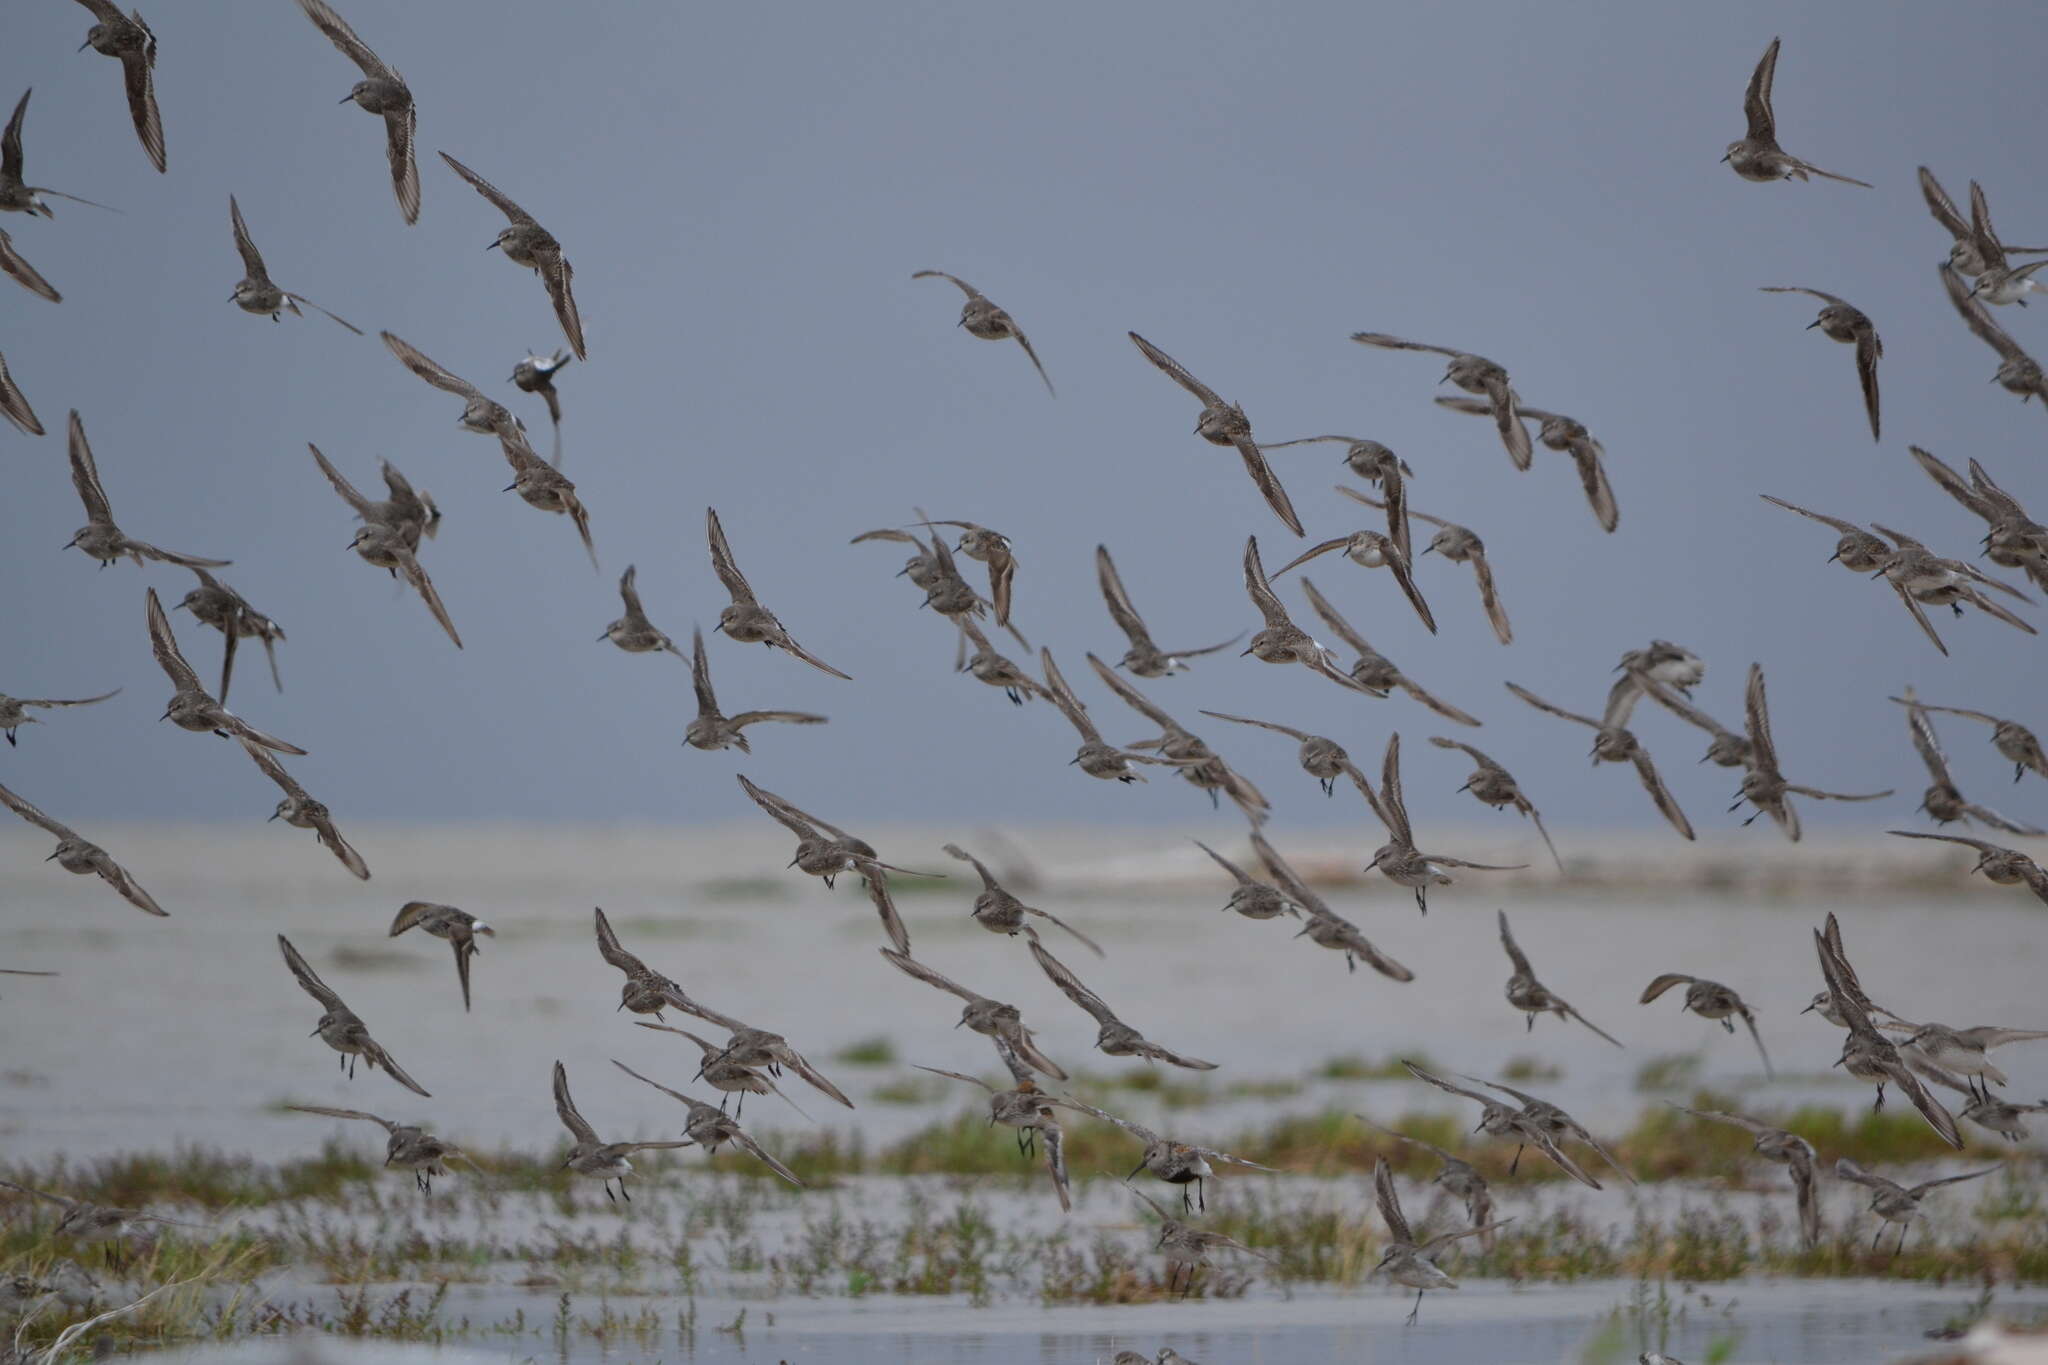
[2, 1, 2044, 844]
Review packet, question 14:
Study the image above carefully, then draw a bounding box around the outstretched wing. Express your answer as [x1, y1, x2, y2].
[1127, 331, 1221, 405]
[278, 934, 344, 1011]
[1027, 936, 1118, 1028]
[552, 1060, 600, 1144]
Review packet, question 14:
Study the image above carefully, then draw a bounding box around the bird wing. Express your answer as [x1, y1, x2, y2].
[306, 443, 377, 518]
[610, 1056, 702, 1109]
[1855, 326, 1882, 441]
[910, 268, 979, 297]
[365, 1039, 431, 1098]
[0, 782, 76, 840]
[1373, 1158, 1413, 1244]
[591, 906, 654, 978]
[1385, 542, 1440, 634]
[1233, 436, 1304, 536]
[285, 1105, 397, 1133]
[1027, 936, 1118, 1027]
[277, 934, 344, 1011]
[1127, 331, 1220, 405]
[67, 410, 114, 523]
[538, 250, 586, 361]
[1350, 332, 1459, 358]
[21, 689, 121, 712]
[773, 1045, 855, 1109]
[1504, 681, 1597, 730]
[0, 231, 61, 303]
[731, 1127, 806, 1188]
[1631, 671, 1737, 742]
[381, 332, 482, 399]
[145, 588, 205, 694]
[1563, 1002, 1626, 1049]
[384, 100, 420, 225]
[1402, 1060, 1497, 1109]
[1086, 651, 1184, 733]
[1483, 375, 1532, 470]
[1743, 37, 1779, 143]
[1889, 582, 1950, 657]
[1968, 181, 2008, 266]
[552, 1060, 601, 1144]
[1638, 973, 1697, 1005]
[227, 196, 268, 280]
[390, 541, 462, 650]
[1266, 536, 1349, 579]
[1920, 166, 1970, 241]
[295, 0, 397, 80]
[864, 871, 912, 956]
[1378, 732, 1413, 844]
[1026, 905, 1104, 958]
[1759, 284, 1846, 308]
[878, 947, 982, 1004]
[438, 150, 536, 227]
[1468, 546, 1511, 643]
[239, 736, 310, 808]
[1630, 747, 1696, 840]
[1759, 493, 1863, 537]
[1743, 663, 1780, 776]
[1036, 648, 1102, 742]
[704, 506, 757, 605]
[1094, 545, 1157, 652]
[1943, 263, 2026, 362]
[1496, 909, 1536, 976]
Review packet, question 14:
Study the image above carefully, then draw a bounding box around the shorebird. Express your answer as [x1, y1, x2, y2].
[1037, 646, 1183, 784]
[917, 529, 1000, 622]
[662, 994, 856, 1113]
[239, 740, 370, 882]
[1965, 180, 2048, 307]
[1506, 680, 1695, 839]
[1353, 331, 1530, 468]
[1672, 1106, 1818, 1247]
[440, 151, 585, 360]
[0, 780, 164, 917]
[1401, 1061, 1602, 1188]
[1365, 733, 1525, 914]
[1190, 837, 1301, 920]
[1478, 1078, 1636, 1185]
[226, 196, 361, 333]
[146, 590, 305, 755]
[285, 1106, 485, 1193]
[708, 507, 851, 678]
[1641, 976, 1772, 1076]
[944, 841, 1101, 953]
[308, 442, 439, 547]
[1759, 495, 1891, 575]
[1870, 523, 2036, 656]
[1369, 1158, 1508, 1325]
[296, 0, 418, 223]
[1759, 286, 1881, 440]
[1201, 710, 1355, 796]
[64, 412, 230, 570]
[631, 1023, 794, 1119]
[69, 2, 162, 171]
[1722, 38, 1870, 186]
[878, 947, 1067, 1079]
[278, 934, 430, 1097]
[1339, 488, 1508, 643]
[600, 566, 683, 657]
[1261, 435, 1414, 558]
[1300, 579, 1480, 724]
[916, 1040, 1072, 1212]
[1095, 544, 1242, 677]
[1920, 167, 2048, 276]
[0, 1182, 198, 1248]
[0, 89, 117, 216]
[682, 628, 825, 753]
[913, 517, 1019, 626]
[1129, 1187, 1274, 1298]
[1893, 689, 2041, 836]
[309, 446, 460, 649]
[1253, 832, 1413, 980]
[1730, 663, 1892, 841]
[1799, 912, 1908, 1029]
[1885, 1021, 2048, 1102]
[1944, 1090, 2048, 1144]
[1941, 262, 2048, 410]
[1435, 396, 1618, 532]
[0, 686, 116, 748]
[0, 350, 43, 433]
[550, 1060, 687, 1202]
[1429, 737, 1561, 871]
[1052, 1098, 1275, 1213]
[174, 568, 285, 705]
[952, 617, 1050, 705]
[1626, 671, 1752, 770]
[1357, 1117, 1499, 1252]
[1615, 640, 1705, 695]
[1897, 697, 2046, 785]
[1834, 1158, 2000, 1255]
[735, 778, 916, 951]
[1910, 447, 2048, 594]
[0, 228, 61, 302]
[1128, 331, 1303, 535]
[1241, 540, 1378, 693]
[1889, 831, 2048, 908]
[1812, 914, 1962, 1147]
[1088, 654, 1267, 825]
[1270, 522, 1437, 636]
[1497, 911, 1622, 1045]
[495, 426, 597, 569]
[388, 903, 492, 1011]
[510, 349, 571, 463]
[911, 271, 1053, 396]
[610, 1060, 804, 1187]
[1029, 935, 1216, 1070]
[593, 906, 696, 1018]
[380, 332, 525, 445]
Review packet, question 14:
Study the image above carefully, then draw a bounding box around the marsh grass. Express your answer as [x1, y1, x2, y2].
[832, 1036, 898, 1066]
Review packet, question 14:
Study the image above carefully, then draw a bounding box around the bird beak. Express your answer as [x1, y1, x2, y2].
[1806, 319, 1821, 330]
[597, 633, 609, 642]
[1719, 152, 1731, 163]
[502, 483, 518, 493]
[1238, 647, 1254, 657]
[1127, 1161, 1148, 1181]
[44, 851, 57, 862]
[1800, 1002, 1815, 1015]
[267, 810, 281, 822]
[486, 241, 502, 251]
[337, 93, 355, 104]
[79, 39, 93, 52]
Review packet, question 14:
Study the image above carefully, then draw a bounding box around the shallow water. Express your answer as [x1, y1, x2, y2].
[2, 828, 2041, 1162]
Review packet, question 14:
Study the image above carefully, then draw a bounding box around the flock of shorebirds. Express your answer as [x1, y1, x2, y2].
[3, 13, 2048, 1352]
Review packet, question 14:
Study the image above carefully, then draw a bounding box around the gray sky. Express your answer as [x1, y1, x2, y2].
[3, 1, 2045, 840]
